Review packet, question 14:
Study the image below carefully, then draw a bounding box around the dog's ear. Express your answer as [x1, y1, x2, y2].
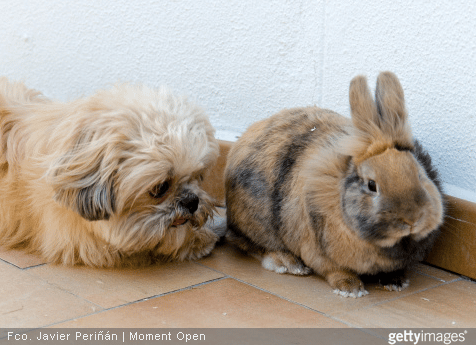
[54, 175, 116, 221]
[47, 134, 117, 221]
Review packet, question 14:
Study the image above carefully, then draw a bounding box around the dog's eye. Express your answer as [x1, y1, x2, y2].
[149, 181, 170, 199]
[367, 180, 377, 193]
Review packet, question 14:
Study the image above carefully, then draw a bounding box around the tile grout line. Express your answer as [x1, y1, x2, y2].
[7, 257, 470, 329]
[0, 257, 37, 270]
[21, 263, 48, 270]
[226, 275, 359, 328]
[34, 260, 466, 329]
[0, 257, 17, 268]
[4, 259, 230, 329]
[195, 262, 468, 328]
[413, 263, 466, 283]
[195, 261, 358, 327]
[331, 277, 465, 319]
[195, 261, 232, 277]
[11, 263, 108, 312]
[0, 255, 48, 270]
[41, 276, 229, 328]
[14, 261, 229, 316]
[413, 271, 463, 284]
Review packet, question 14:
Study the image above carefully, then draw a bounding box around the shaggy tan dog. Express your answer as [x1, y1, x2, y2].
[0, 77, 220, 267]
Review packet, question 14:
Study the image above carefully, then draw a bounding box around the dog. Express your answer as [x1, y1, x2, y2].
[0, 77, 220, 267]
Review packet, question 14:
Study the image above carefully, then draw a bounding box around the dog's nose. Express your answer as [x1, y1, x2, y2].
[180, 193, 199, 214]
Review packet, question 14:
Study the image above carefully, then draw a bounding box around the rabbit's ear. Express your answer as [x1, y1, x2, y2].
[349, 72, 413, 151]
[349, 75, 380, 136]
[375, 71, 412, 144]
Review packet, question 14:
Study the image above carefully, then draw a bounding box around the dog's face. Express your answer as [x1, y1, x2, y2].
[48, 85, 219, 257]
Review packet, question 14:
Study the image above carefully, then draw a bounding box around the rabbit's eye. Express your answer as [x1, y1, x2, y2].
[149, 180, 170, 199]
[368, 180, 377, 193]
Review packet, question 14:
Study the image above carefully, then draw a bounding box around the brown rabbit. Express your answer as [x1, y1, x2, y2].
[224, 72, 444, 297]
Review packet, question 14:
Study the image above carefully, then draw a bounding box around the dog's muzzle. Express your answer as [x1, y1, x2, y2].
[179, 192, 200, 215]
[171, 193, 200, 227]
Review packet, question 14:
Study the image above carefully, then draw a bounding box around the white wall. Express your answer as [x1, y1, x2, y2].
[1, 0, 475, 199]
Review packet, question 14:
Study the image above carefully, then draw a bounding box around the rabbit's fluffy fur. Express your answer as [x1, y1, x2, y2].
[225, 72, 444, 297]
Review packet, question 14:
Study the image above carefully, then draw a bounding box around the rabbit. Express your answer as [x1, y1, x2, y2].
[224, 71, 444, 297]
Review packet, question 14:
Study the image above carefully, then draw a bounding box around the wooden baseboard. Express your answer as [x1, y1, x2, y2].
[203, 140, 476, 280]
[425, 195, 476, 279]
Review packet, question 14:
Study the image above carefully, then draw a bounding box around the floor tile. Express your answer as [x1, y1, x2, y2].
[415, 262, 461, 282]
[336, 280, 476, 328]
[27, 261, 224, 309]
[54, 278, 347, 328]
[199, 244, 449, 316]
[0, 246, 47, 269]
[0, 261, 99, 328]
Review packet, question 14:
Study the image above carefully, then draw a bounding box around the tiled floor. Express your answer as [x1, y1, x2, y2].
[1, 209, 475, 332]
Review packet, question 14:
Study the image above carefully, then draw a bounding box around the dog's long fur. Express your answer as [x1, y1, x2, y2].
[0, 77, 220, 267]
